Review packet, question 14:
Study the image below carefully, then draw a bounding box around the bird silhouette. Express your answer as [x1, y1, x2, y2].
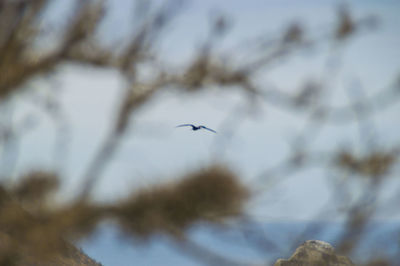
[176, 124, 217, 133]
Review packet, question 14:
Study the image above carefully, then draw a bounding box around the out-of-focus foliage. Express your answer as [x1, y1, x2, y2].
[337, 150, 397, 178]
[0, 168, 247, 265]
[114, 166, 248, 239]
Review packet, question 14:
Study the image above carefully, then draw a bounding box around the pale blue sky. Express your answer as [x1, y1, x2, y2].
[11, 0, 400, 218]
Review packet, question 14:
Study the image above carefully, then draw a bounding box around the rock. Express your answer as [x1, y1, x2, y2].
[274, 240, 354, 266]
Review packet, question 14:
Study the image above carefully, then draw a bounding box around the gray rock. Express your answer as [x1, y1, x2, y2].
[274, 240, 354, 266]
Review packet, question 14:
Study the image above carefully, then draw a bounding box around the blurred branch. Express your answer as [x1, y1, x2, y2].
[256, 79, 400, 124]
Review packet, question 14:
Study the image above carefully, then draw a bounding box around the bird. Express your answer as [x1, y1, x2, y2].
[176, 124, 217, 133]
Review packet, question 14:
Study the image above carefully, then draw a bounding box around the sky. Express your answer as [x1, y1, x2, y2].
[4, 0, 400, 265]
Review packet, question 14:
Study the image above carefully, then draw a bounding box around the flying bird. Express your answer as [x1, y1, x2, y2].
[176, 124, 217, 133]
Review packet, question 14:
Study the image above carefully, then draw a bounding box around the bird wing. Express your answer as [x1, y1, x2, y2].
[176, 124, 194, 128]
[199, 126, 217, 133]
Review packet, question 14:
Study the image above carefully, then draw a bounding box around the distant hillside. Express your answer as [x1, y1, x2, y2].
[0, 225, 102, 266]
[0, 227, 102, 266]
[3, 240, 102, 266]
[0, 187, 101, 266]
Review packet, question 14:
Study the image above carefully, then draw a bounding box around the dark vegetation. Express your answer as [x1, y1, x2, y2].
[0, 0, 399, 265]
